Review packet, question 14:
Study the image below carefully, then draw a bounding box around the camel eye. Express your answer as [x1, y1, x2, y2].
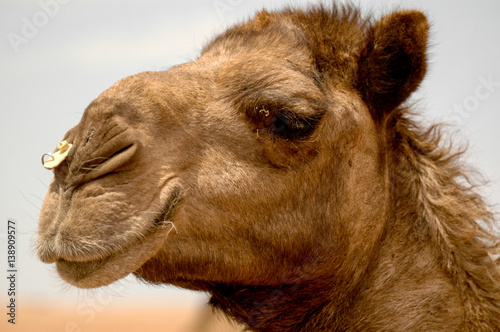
[269, 111, 311, 138]
[271, 113, 289, 134]
[252, 103, 324, 140]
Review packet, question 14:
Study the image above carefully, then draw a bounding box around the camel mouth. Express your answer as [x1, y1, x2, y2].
[48, 184, 183, 288]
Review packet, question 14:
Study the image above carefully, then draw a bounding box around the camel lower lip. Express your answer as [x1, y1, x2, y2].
[55, 220, 177, 288]
[56, 257, 110, 282]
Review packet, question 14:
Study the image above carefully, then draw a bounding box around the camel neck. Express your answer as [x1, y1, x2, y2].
[208, 281, 353, 331]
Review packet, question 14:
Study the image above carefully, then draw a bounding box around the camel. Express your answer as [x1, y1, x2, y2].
[37, 3, 500, 331]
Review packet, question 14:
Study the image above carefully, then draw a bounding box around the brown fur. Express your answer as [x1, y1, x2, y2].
[37, 3, 500, 331]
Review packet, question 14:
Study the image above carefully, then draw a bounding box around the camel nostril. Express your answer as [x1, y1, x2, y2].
[77, 143, 139, 181]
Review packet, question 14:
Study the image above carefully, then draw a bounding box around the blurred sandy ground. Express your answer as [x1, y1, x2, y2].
[1, 301, 244, 332]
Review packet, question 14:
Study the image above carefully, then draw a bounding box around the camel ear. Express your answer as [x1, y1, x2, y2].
[358, 10, 429, 119]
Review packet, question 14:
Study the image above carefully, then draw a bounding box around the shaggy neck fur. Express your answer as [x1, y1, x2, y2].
[388, 113, 500, 330]
[208, 113, 500, 331]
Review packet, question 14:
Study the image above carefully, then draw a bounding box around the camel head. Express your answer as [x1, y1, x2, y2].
[38, 5, 429, 296]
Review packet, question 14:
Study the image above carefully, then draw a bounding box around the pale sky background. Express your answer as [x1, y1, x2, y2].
[0, 0, 499, 328]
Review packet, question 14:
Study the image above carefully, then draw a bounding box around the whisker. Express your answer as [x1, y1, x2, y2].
[37, 178, 49, 189]
[161, 221, 179, 236]
[77, 157, 110, 173]
[19, 190, 42, 212]
[79, 166, 100, 171]
[84, 157, 110, 163]
[30, 193, 45, 203]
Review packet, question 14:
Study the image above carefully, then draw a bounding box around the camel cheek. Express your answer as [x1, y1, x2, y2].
[195, 147, 257, 196]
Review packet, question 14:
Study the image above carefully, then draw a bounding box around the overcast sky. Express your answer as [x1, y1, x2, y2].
[1, 0, 499, 319]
